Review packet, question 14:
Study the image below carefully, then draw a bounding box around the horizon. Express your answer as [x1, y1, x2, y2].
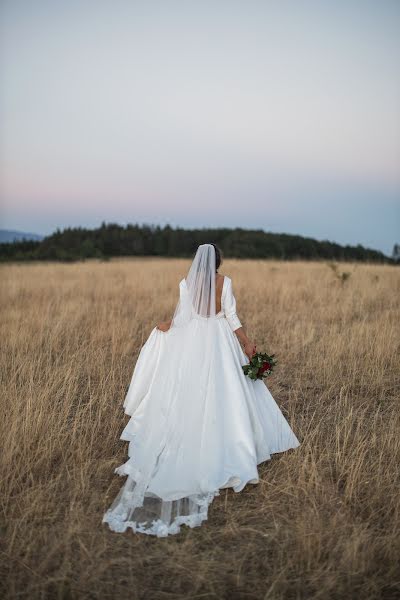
[1, 1, 399, 255]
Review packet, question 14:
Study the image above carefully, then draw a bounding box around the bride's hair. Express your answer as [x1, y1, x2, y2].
[210, 243, 222, 272]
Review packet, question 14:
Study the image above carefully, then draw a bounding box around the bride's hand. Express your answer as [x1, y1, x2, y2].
[244, 341, 257, 361]
[157, 321, 171, 332]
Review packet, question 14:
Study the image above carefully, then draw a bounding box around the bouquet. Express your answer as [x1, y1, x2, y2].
[242, 351, 277, 381]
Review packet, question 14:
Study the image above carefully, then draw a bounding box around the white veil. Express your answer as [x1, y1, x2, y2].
[170, 243, 216, 328]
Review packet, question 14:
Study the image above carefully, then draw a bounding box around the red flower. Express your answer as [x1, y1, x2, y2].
[262, 361, 271, 371]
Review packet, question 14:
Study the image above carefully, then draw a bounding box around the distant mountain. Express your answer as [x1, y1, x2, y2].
[0, 229, 44, 243]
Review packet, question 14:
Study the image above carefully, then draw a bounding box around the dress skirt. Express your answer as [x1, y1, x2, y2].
[102, 314, 300, 537]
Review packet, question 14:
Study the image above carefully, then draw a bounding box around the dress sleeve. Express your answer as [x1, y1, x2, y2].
[173, 278, 192, 326]
[223, 278, 242, 332]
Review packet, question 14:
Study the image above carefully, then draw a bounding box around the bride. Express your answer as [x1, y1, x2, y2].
[103, 243, 300, 537]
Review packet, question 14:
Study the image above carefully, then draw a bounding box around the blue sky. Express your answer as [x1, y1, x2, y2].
[0, 0, 399, 254]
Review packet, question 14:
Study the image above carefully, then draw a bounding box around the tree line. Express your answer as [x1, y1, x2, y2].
[0, 222, 394, 263]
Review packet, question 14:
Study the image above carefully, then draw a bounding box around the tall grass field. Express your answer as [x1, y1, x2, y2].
[1, 258, 399, 599]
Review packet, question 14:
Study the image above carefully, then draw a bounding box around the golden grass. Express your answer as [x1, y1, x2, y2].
[0, 258, 399, 600]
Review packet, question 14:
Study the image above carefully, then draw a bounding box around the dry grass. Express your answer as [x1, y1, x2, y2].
[0, 258, 399, 600]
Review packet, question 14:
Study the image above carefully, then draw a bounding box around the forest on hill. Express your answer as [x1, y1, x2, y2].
[0, 222, 394, 263]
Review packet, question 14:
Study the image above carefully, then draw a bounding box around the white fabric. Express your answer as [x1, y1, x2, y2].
[103, 269, 300, 537]
[223, 277, 242, 331]
[171, 244, 216, 327]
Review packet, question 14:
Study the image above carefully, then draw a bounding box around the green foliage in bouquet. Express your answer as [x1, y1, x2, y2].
[242, 351, 277, 381]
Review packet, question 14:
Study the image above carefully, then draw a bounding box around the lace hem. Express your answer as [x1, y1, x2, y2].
[102, 490, 219, 537]
[102, 391, 300, 537]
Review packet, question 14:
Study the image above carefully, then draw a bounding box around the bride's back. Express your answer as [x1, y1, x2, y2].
[215, 273, 225, 313]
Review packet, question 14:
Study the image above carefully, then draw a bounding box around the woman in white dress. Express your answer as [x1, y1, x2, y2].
[103, 243, 300, 537]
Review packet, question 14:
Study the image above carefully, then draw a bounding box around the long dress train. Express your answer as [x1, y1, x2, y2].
[102, 275, 300, 537]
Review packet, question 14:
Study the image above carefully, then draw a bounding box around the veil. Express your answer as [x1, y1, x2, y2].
[170, 243, 216, 328]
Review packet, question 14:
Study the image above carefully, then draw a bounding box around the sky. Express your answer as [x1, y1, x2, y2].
[0, 0, 399, 255]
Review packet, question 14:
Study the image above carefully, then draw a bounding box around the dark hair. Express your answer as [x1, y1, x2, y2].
[210, 243, 222, 272]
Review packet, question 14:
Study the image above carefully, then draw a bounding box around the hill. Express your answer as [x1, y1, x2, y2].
[0, 222, 393, 263]
[0, 229, 44, 243]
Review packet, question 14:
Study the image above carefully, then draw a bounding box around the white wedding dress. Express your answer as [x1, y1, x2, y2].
[103, 245, 300, 537]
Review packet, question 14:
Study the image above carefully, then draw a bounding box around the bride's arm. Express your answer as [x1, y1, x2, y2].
[224, 279, 256, 360]
[234, 326, 256, 360]
[157, 278, 186, 332]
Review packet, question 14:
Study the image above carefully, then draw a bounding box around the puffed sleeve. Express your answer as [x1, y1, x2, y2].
[223, 278, 242, 332]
